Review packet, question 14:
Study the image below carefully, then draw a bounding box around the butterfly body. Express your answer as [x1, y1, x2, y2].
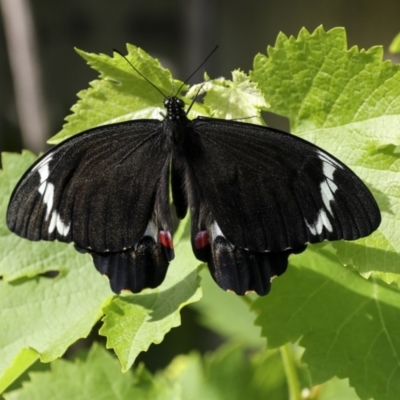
[7, 97, 381, 295]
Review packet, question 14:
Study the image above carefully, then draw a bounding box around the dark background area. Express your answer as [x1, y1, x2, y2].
[1, 0, 399, 372]
[1, 0, 400, 154]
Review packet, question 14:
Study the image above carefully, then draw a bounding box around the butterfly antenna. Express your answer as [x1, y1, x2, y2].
[186, 82, 207, 115]
[180, 46, 219, 115]
[113, 49, 167, 98]
[176, 45, 219, 95]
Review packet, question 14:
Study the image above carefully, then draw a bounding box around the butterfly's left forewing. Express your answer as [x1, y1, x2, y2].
[7, 120, 174, 293]
[187, 117, 380, 250]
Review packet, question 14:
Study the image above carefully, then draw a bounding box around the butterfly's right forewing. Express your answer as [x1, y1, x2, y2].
[8, 120, 170, 250]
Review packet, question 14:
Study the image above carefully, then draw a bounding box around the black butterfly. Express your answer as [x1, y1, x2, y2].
[7, 90, 381, 296]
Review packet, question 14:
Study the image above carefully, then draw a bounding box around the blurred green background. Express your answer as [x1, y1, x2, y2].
[1, 0, 400, 155]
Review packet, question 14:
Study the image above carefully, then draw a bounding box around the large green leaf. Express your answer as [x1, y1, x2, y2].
[253, 247, 400, 400]
[251, 26, 400, 286]
[49, 44, 183, 144]
[48, 44, 213, 145]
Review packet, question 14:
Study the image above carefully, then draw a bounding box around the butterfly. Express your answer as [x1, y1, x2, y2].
[6, 67, 381, 296]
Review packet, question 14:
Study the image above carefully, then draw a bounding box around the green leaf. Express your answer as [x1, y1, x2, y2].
[0, 261, 110, 393]
[251, 26, 400, 286]
[203, 344, 286, 400]
[161, 352, 219, 399]
[49, 44, 185, 144]
[187, 70, 269, 124]
[99, 218, 202, 372]
[3, 343, 172, 400]
[318, 377, 359, 400]
[253, 247, 400, 400]
[389, 32, 400, 54]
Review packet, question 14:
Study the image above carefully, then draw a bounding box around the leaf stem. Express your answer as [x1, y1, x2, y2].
[280, 343, 302, 400]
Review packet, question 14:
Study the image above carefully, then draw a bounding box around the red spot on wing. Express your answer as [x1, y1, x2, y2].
[159, 230, 173, 249]
[195, 230, 210, 249]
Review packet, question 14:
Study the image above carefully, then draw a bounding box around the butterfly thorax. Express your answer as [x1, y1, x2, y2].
[163, 97, 189, 147]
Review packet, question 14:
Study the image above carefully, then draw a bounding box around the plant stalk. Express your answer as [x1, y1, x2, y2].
[280, 343, 302, 400]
